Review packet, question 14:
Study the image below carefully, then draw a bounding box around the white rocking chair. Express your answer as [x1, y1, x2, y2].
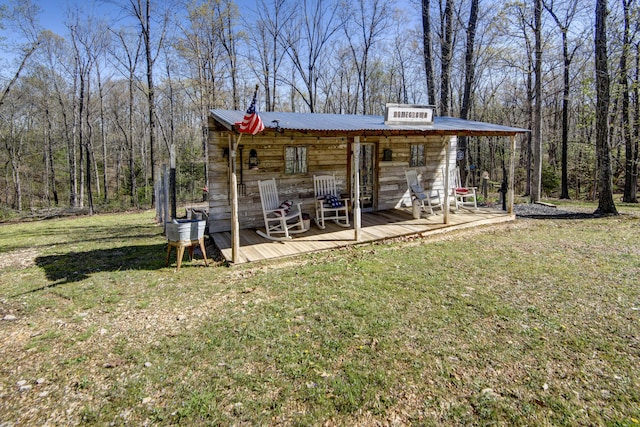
[313, 175, 350, 229]
[405, 170, 442, 216]
[444, 167, 478, 211]
[256, 178, 307, 241]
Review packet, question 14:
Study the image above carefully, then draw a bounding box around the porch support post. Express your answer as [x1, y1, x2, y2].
[230, 134, 240, 263]
[163, 164, 169, 225]
[507, 134, 517, 215]
[443, 135, 451, 225]
[353, 135, 362, 241]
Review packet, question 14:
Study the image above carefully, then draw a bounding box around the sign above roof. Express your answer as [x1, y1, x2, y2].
[384, 104, 435, 126]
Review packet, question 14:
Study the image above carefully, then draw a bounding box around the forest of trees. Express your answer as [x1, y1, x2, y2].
[0, 0, 637, 216]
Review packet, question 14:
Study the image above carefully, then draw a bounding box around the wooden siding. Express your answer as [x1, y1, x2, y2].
[207, 124, 457, 233]
[376, 135, 452, 211]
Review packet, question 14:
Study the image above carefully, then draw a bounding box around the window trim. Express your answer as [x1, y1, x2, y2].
[409, 144, 425, 167]
[284, 145, 308, 175]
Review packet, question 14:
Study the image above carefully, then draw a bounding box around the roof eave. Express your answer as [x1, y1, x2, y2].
[209, 109, 529, 137]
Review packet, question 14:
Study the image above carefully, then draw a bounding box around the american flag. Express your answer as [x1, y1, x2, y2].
[236, 86, 265, 135]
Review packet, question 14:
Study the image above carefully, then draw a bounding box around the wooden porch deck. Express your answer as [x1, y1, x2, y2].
[211, 208, 515, 264]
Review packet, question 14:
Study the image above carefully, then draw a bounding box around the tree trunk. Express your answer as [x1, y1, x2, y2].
[132, 0, 159, 206]
[44, 104, 59, 206]
[458, 0, 479, 185]
[543, 1, 577, 200]
[422, 0, 436, 106]
[439, 0, 454, 116]
[85, 79, 95, 215]
[86, 144, 94, 215]
[560, 37, 570, 200]
[0, 40, 39, 109]
[632, 42, 640, 202]
[12, 154, 22, 213]
[97, 66, 109, 204]
[524, 51, 533, 197]
[5, 123, 23, 212]
[594, 0, 618, 215]
[531, 0, 543, 202]
[145, 8, 157, 207]
[70, 74, 79, 208]
[129, 77, 138, 208]
[78, 74, 85, 209]
[622, 0, 637, 203]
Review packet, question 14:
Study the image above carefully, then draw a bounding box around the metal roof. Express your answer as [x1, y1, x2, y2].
[210, 109, 529, 136]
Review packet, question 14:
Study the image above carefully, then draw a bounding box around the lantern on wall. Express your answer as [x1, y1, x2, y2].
[249, 149, 259, 170]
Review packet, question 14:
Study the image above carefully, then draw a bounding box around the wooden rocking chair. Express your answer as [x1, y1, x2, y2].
[405, 170, 442, 216]
[256, 178, 307, 241]
[313, 175, 350, 229]
[444, 167, 478, 211]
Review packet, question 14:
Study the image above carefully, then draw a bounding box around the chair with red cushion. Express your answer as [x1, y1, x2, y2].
[444, 167, 478, 211]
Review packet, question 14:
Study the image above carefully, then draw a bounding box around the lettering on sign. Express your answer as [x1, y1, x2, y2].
[384, 104, 435, 125]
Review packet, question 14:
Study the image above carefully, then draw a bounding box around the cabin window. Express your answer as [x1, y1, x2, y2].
[409, 144, 425, 167]
[285, 146, 308, 174]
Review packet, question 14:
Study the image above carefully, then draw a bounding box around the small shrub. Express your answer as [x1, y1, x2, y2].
[542, 165, 560, 196]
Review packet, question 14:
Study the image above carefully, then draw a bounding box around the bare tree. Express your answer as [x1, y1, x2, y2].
[531, 0, 543, 202]
[127, 0, 168, 206]
[543, 0, 583, 200]
[439, 0, 454, 116]
[251, 0, 294, 112]
[632, 40, 640, 202]
[40, 29, 81, 207]
[111, 28, 143, 208]
[1, 88, 29, 211]
[0, 0, 42, 109]
[280, 0, 343, 112]
[620, 0, 638, 203]
[341, 0, 393, 115]
[177, 0, 225, 196]
[594, 0, 617, 214]
[28, 64, 59, 206]
[87, 21, 112, 204]
[458, 0, 479, 184]
[496, 3, 536, 196]
[0, 0, 42, 211]
[213, 0, 241, 110]
[422, 0, 437, 106]
[69, 11, 107, 215]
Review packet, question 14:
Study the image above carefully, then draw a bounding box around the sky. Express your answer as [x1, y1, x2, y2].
[1, 0, 419, 78]
[24, 0, 420, 37]
[33, 0, 250, 37]
[37, 0, 130, 35]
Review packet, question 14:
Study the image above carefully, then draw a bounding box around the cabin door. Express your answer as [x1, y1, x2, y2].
[359, 143, 376, 211]
[348, 140, 377, 212]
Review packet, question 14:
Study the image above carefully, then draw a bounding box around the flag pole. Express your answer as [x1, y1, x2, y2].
[230, 134, 240, 263]
[232, 84, 258, 151]
[231, 84, 262, 263]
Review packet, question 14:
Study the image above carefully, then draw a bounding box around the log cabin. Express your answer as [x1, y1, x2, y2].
[205, 104, 527, 263]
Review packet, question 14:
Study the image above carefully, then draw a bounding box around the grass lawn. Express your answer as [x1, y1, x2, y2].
[1, 202, 639, 426]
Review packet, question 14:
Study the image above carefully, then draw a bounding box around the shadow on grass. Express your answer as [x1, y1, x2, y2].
[29, 243, 168, 291]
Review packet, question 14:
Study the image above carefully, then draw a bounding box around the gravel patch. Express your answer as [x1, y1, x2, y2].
[514, 203, 597, 219]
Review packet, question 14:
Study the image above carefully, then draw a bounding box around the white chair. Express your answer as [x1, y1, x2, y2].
[313, 175, 350, 229]
[444, 167, 478, 211]
[405, 170, 442, 216]
[256, 178, 307, 241]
